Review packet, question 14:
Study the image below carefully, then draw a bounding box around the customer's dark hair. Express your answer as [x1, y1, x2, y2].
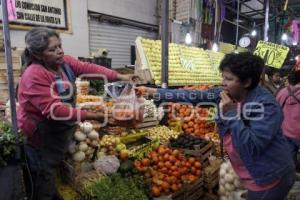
[219, 52, 264, 89]
[288, 68, 300, 85]
[22, 27, 60, 70]
[267, 68, 281, 78]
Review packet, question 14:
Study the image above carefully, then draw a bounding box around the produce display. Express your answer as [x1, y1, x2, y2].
[99, 134, 121, 156]
[134, 145, 202, 197]
[218, 161, 245, 200]
[75, 79, 89, 95]
[169, 133, 209, 149]
[128, 139, 160, 160]
[80, 173, 149, 200]
[69, 122, 100, 162]
[143, 99, 164, 120]
[146, 126, 180, 143]
[76, 95, 102, 104]
[168, 103, 215, 137]
[57, 76, 224, 199]
[206, 50, 224, 75]
[136, 37, 222, 85]
[219, 42, 248, 54]
[167, 85, 217, 138]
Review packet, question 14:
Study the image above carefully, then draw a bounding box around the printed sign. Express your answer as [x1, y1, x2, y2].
[253, 40, 289, 69]
[0, 0, 70, 31]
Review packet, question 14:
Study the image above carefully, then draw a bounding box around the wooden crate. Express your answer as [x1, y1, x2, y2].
[184, 141, 214, 168]
[203, 159, 222, 188]
[136, 116, 159, 129]
[59, 160, 96, 186]
[203, 160, 222, 199]
[172, 177, 204, 200]
[204, 193, 219, 200]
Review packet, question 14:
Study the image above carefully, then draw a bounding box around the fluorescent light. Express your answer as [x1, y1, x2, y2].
[212, 43, 218, 52]
[281, 33, 288, 41]
[251, 30, 257, 37]
[185, 33, 192, 44]
[293, 41, 298, 46]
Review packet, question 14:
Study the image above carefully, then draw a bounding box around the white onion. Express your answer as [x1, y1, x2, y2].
[72, 151, 86, 162]
[74, 131, 86, 141]
[88, 130, 99, 140]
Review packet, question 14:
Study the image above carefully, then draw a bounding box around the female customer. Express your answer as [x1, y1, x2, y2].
[276, 65, 300, 162]
[139, 52, 295, 200]
[17, 27, 136, 200]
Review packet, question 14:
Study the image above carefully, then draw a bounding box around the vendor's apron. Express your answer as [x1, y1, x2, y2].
[24, 64, 77, 200]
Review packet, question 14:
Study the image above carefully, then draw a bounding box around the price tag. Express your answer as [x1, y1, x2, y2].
[253, 41, 289, 69]
[180, 57, 194, 71]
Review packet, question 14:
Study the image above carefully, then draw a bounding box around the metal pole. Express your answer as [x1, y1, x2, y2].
[235, 0, 240, 50]
[161, 0, 169, 88]
[264, 0, 269, 41]
[1, 0, 18, 136]
[214, 0, 218, 42]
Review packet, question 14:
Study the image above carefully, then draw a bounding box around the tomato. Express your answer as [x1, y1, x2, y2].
[160, 167, 168, 174]
[157, 145, 166, 154]
[188, 157, 196, 164]
[172, 149, 180, 157]
[174, 160, 181, 167]
[161, 181, 170, 191]
[165, 161, 172, 169]
[158, 161, 164, 168]
[163, 154, 170, 161]
[149, 150, 158, 158]
[187, 175, 197, 183]
[151, 186, 161, 197]
[171, 184, 179, 192]
[142, 158, 150, 166]
[185, 162, 191, 168]
[152, 156, 159, 163]
[170, 165, 177, 171]
[169, 155, 176, 163]
[194, 161, 202, 168]
[172, 170, 180, 178]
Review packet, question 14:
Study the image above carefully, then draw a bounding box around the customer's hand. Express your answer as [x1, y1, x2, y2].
[219, 91, 237, 114]
[135, 86, 157, 97]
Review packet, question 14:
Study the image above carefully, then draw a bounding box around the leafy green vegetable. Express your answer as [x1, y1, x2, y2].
[0, 122, 24, 167]
[81, 173, 149, 200]
[89, 80, 105, 95]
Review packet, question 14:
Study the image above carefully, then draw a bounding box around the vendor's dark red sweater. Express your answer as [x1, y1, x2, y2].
[17, 55, 118, 140]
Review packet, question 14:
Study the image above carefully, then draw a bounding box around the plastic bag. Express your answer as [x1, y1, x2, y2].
[93, 155, 120, 175]
[106, 81, 144, 127]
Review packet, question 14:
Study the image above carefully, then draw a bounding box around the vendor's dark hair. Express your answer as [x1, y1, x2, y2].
[22, 27, 60, 71]
[288, 68, 300, 85]
[219, 52, 264, 89]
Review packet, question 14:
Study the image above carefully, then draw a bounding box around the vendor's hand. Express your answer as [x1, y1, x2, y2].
[135, 86, 157, 97]
[117, 74, 141, 82]
[219, 91, 237, 114]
